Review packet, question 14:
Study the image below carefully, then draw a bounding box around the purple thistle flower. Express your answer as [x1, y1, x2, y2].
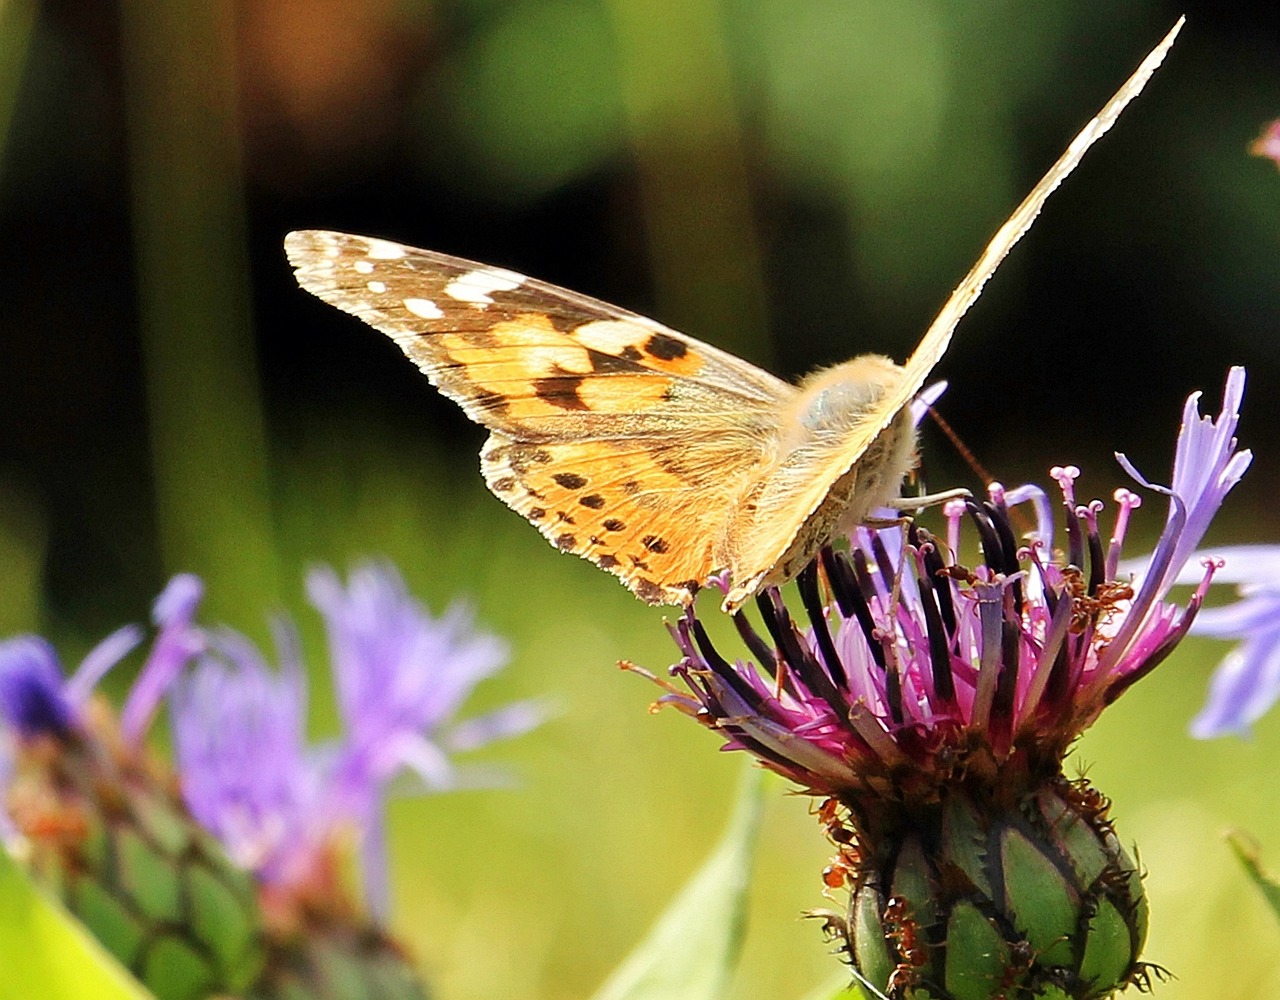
[647, 367, 1247, 797]
[170, 561, 542, 920]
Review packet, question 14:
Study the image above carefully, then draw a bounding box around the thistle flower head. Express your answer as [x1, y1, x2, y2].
[0, 560, 532, 1000]
[657, 368, 1248, 806]
[642, 369, 1249, 1000]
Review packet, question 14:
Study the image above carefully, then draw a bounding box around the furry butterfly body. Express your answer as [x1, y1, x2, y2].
[285, 22, 1180, 612]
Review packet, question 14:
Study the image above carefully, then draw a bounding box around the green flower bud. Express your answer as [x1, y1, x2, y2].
[842, 779, 1158, 1000]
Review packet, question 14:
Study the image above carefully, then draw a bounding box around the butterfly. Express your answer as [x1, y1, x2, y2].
[285, 22, 1179, 613]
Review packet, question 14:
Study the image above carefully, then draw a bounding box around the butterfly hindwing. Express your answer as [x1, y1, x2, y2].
[481, 433, 759, 604]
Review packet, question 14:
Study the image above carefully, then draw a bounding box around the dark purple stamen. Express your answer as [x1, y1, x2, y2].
[986, 501, 1024, 613]
[1085, 514, 1106, 597]
[917, 527, 957, 635]
[689, 613, 768, 711]
[868, 532, 898, 593]
[996, 595, 1021, 720]
[761, 590, 850, 718]
[1064, 497, 1086, 571]
[909, 527, 956, 703]
[798, 562, 849, 690]
[821, 548, 886, 671]
[965, 502, 1004, 572]
[734, 607, 779, 680]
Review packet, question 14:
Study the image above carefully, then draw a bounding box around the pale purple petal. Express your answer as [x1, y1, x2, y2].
[122, 573, 206, 742]
[910, 381, 947, 426]
[170, 630, 319, 881]
[65, 624, 144, 707]
[1170, 544, 1280, 586]
[444, 699, 550, 752]
[1190, 634, 1280, 738]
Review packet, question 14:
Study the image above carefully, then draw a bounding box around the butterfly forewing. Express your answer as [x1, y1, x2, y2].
[284, 231, 793, 434]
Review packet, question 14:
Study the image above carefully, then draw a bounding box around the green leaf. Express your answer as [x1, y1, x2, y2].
[0, 847, 155, 1000]
[589, 764, 765, 1000]
[1227, 830, 1280, 924]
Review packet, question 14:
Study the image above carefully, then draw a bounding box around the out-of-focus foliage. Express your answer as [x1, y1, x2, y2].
[589, 766, 762, 1000]
[0, 846, 155, 1000]
[4, 2, 1280, 998]
[1228, 832, 1280, 925]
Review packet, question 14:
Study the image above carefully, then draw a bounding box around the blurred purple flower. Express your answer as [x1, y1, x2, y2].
[171, 561, 543, 919]
[1250, 119, 1280, 167]
[645, 368, 1248, 797]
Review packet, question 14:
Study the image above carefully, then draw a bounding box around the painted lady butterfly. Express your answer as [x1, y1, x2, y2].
[286, 22, 1179, 611]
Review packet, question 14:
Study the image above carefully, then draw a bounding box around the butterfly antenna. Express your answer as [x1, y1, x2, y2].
[924, 400, 996, 488]
[923, 400, 1040, 539]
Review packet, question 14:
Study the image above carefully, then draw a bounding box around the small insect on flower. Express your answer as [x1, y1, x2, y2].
[284, 22, 1181, 613]
[636, 367, 1249, 999]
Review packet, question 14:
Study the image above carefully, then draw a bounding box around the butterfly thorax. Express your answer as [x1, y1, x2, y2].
[718, 356, 919, 608]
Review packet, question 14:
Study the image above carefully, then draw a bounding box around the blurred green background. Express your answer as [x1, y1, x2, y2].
[3, 1, 1280, 997]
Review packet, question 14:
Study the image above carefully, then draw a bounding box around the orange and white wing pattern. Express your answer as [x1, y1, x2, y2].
[284, 231, 795, 604]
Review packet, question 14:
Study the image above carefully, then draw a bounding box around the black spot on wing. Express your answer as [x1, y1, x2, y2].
[472, 389, 508, 414]
[602, 518, 626, 532]
[587, 348, 649, 374]
[533, 373, 588, 411]
[579, 494, 605, 509]
[556, 533, 577, 550]
[553, 472, 587, 490]
[644, 333, 687, 361]
[598, 554, 619, 570]
[642, 535, 669, 554]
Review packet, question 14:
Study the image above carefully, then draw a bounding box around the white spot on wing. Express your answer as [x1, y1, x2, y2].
[364, 238, 406, 260]
[367, 280, 387, 294]
[353, 259, 374, 274]
[444, 268, 523, 306]
[573, 319, 649, 354]
[404, 297, 444, 319]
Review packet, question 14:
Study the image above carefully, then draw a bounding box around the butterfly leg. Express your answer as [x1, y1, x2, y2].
[883, 487, 972, 512]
